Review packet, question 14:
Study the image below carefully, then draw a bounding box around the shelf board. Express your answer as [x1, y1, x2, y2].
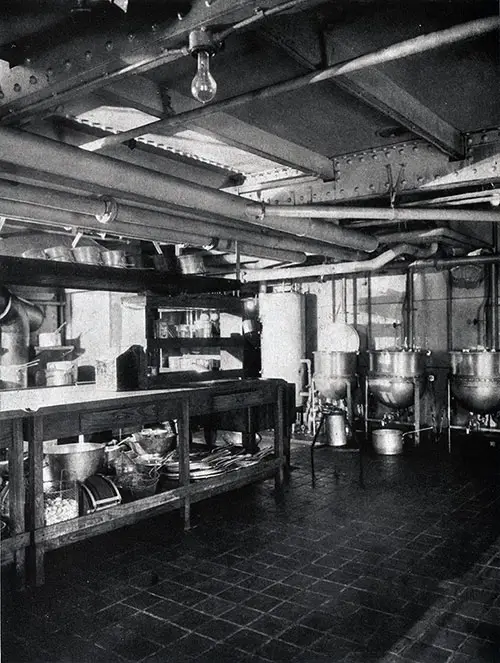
[0, 256, 240, 295]
[35, 346, 74, 353]
[149, 337, 243, 349]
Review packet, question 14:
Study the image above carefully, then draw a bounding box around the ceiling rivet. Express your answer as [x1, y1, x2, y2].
[13, 83, 21, 92]
[64, 59, 72, 70]
[369, 184, 375, 190]
[85, 50, 92, 61]
[354, 186, 359, 192]
[105, 40, 113, 51]
[29, 75, 37, 85]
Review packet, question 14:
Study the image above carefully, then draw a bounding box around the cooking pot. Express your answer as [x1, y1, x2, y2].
[72, 246, 102, 265]
[45, 246, 74, 262]
[372, 428, 405, 455]
[101, 249, 127, 268]
[46, 361, 77, 386]
[313, 351, 358, 400]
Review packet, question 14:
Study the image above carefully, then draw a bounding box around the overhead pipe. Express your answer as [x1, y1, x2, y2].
[240, 243, 438, 283]
[0, 197, 306, 264]
[0, 128, 376, 253]
[377, 227, 488, 248]
[84, 16, 500, 156]
[0, 178, 363, 261]
[0, 179, 326, 260]
[411, 254, 500, 269]
[247, 203, 500, 224]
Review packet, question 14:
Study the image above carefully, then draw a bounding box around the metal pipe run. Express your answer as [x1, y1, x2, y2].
[0, 198, 306, 264]
[0, 128, 376, 253]
[0, 178, 352, 260]
[248, 203, 500, 224]
[492, 226, 499, 348]
[410, 254, 500, 270]
[84, 16, 500, 155]
[377, 227, 488, 248]
[241, 243, 438, 283]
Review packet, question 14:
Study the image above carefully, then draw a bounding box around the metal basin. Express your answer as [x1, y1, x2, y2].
[449, 350, 500, 379]
[450, 377, 500, 414]
[368, 349, 429, 377]
[44, 443, 105, 482]
[449, 351, 500, 414]
[313, 351, 357, 400]
[368, 375, 424, 410]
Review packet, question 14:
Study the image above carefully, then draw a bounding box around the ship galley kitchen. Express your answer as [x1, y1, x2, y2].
[1, 1, 500, 662]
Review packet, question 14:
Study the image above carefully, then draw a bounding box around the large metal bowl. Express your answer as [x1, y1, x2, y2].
[44, 443, 105, 482]
[449, 350, 500, 414]
[313, 351, 357, 400]
[368, 349, 428, 377]
[368, 376, 424, 410]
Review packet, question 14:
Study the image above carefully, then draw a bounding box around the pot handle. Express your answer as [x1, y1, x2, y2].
[402, 426, 433, 438]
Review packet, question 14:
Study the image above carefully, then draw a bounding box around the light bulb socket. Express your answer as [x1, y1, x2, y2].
[188, 28, 218, 56]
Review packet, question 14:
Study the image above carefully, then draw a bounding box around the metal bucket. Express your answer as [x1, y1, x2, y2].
[44, 443, 105, 482]
[325, 410, 347, 447]
[372, 428, 404, 455]
[313, 351, 357, 400]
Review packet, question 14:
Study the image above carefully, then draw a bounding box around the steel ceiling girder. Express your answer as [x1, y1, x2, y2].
[0, 0, 296, 123]
[239, 134, 500, 204]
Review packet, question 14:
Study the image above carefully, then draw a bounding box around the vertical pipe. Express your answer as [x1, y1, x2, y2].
[367, 274, 372, 349]
[414, 378, 420, 446]
[342, 278, 348, 324]
[405, 269, 415, 348]
[492, 225, 499, 349]
[447, 378, 452, 453]
[446, 270, 453, 351]
[352, 278, 358, 329]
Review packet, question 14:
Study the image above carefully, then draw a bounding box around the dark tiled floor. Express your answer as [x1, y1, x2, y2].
[3, 438, 500, 662]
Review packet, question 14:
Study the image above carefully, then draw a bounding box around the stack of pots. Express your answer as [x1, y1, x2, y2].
[449, 350, 500, 414]
[367, 349, 430, 410]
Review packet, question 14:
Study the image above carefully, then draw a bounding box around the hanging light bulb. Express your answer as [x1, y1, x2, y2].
[191, 50, 217, 104]
[188, 29, 218, 105]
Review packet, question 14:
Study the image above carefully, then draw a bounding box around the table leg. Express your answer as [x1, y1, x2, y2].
[9, 419, 25, 590]
[178, 399, 191, 531]
[28, 416, 45, 586]
[274, 386, 285, 491]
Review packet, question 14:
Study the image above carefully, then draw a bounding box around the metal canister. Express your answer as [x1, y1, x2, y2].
[325, 409, 347, 446]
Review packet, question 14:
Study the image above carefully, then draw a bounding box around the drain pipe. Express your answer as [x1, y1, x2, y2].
[240, 243, 438, 283]
[0, 287, 44, 389]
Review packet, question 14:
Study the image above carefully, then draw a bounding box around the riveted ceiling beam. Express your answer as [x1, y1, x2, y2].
[0, 0, 307, 123]
[262, 16, 463, 158]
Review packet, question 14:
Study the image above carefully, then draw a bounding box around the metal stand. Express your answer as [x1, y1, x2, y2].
[364, 376, 424, 445]
[310, 399, 363, 488]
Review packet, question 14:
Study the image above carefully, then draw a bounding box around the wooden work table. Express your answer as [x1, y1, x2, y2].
[0, 378, 290, 587]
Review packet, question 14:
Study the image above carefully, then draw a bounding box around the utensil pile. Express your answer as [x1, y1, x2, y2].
[161, 445, 274, 480]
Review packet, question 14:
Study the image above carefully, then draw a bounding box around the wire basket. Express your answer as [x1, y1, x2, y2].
[44, 471, 79, 526]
